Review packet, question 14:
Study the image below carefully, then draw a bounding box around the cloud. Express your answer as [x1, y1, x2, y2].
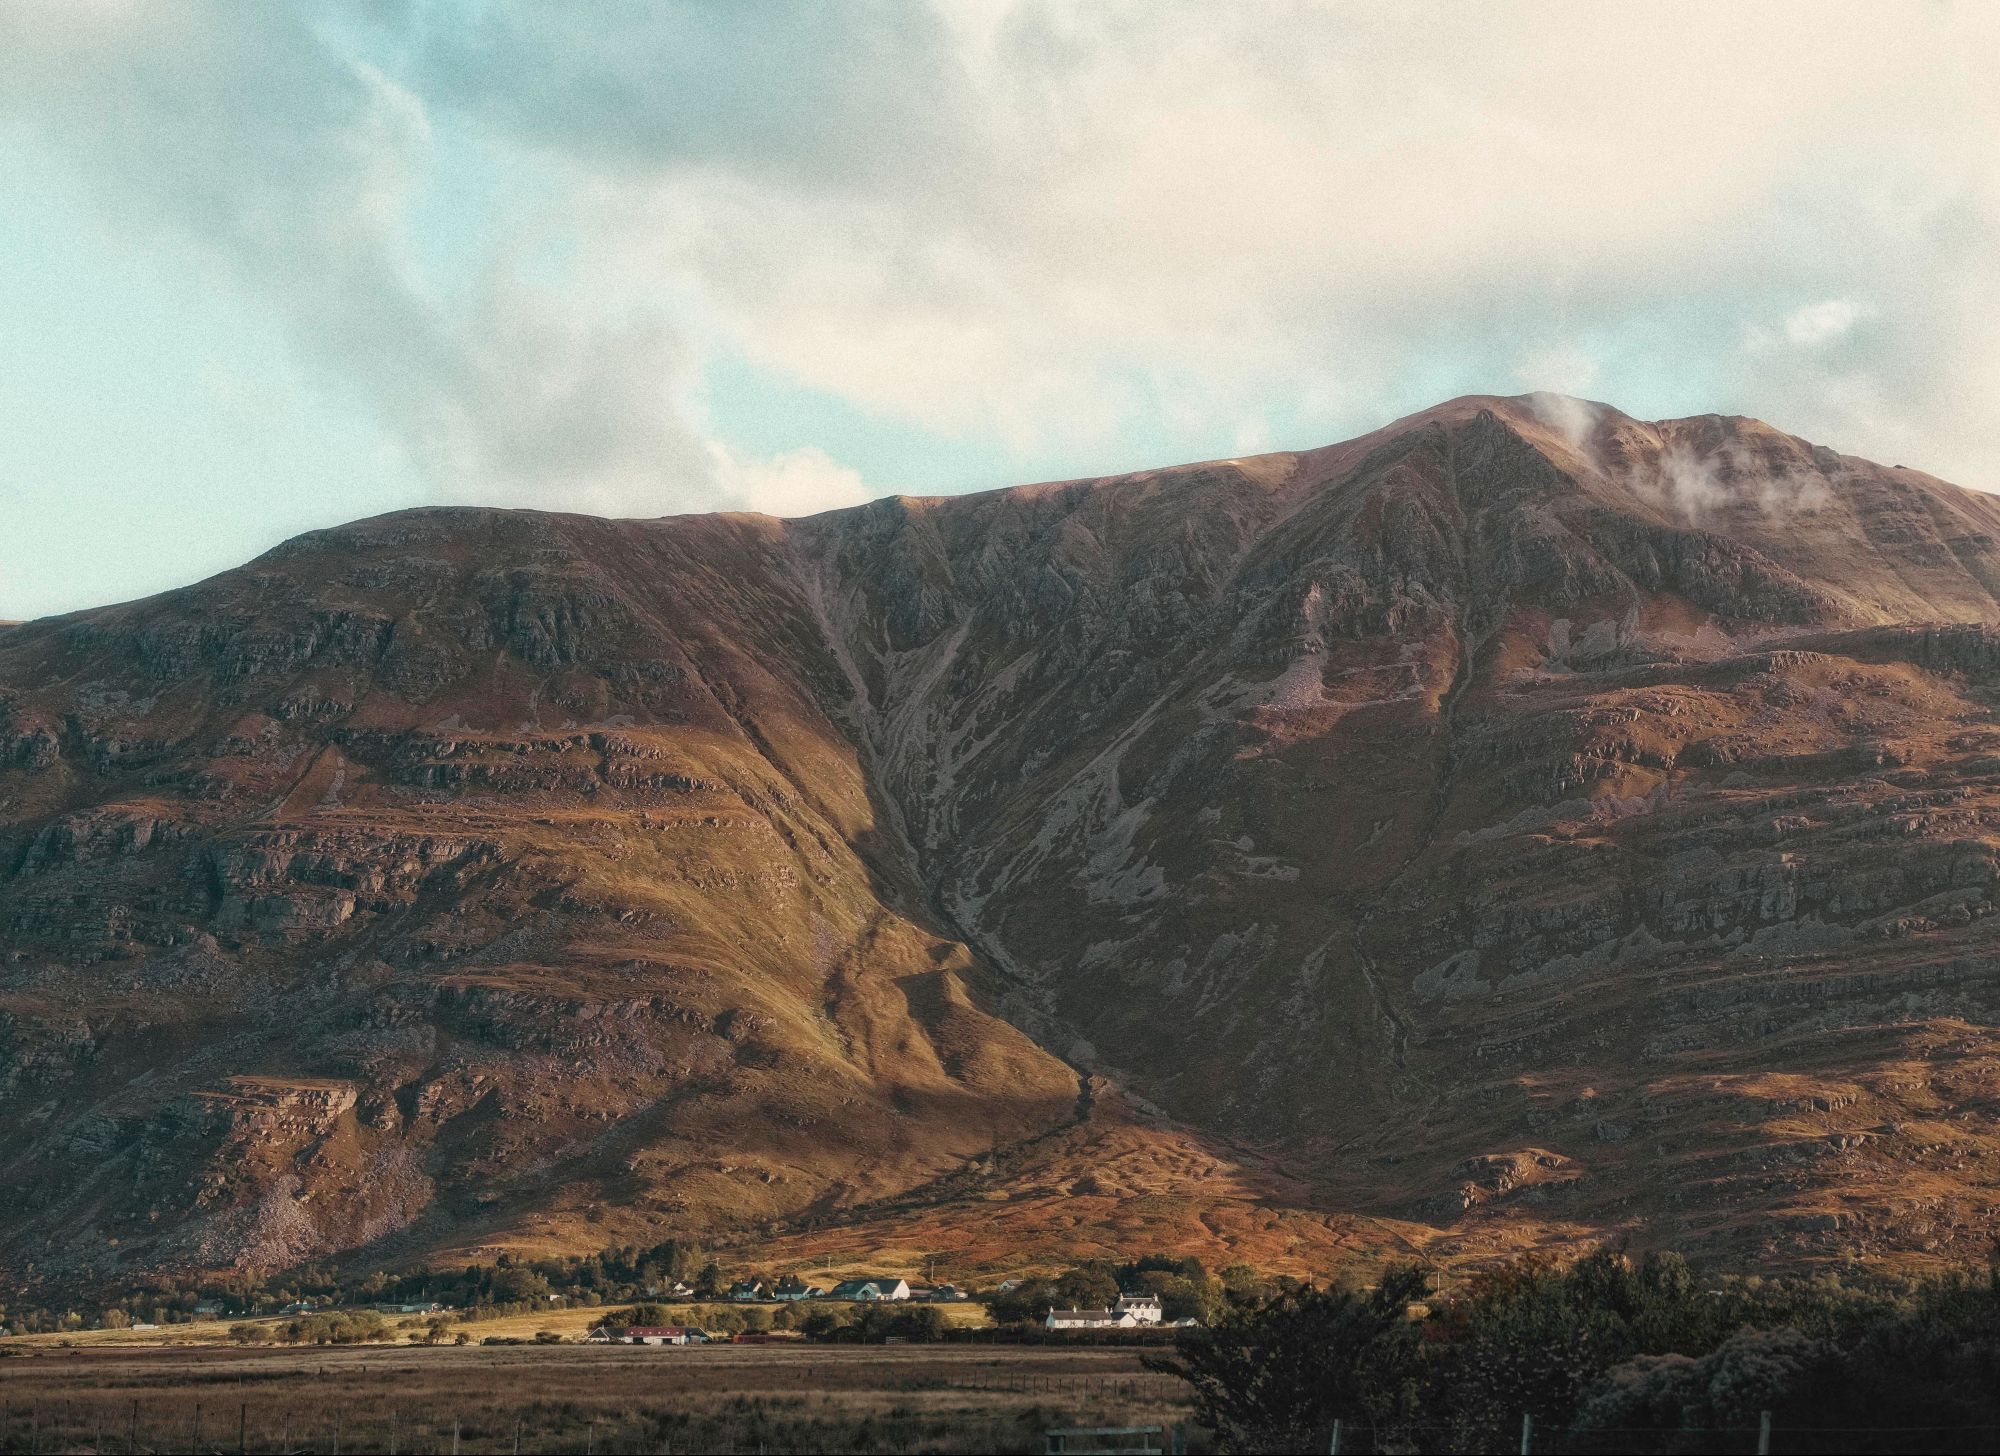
[414, 0, 2000, 482]
[709, 444, 872, 519]
[1526, 393, 1603, 462]
[1632, 440, 1833, 529]
[0, 0, 857, 520]
[1783, 298, 1872, 347]
[4, 0, 2000, 533]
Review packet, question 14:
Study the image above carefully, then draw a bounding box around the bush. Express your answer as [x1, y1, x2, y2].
[1150, 1251, 2000, 1455]
[278, 1311, 389, 1346]
[1148, 1265, 1429, 1453]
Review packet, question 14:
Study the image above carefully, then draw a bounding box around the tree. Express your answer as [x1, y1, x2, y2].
[1220, 1264, 1273, 1308]
[799, 1308, 848, 1340]
[1055, 1265, 1121, 1310]
[896, 1306, 947, 1343]
[1423, 1249, 1725, 1448]
[987, 1279, 1059, 1327]
[1134, 1270, 1225, 1325]
[1149, 1265, 1430, 1454]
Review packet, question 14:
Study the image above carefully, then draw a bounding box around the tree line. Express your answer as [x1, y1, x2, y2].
[1150, 1248, 2000, 1454]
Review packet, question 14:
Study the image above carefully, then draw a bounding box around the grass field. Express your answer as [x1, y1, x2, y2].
[0, 1299, 992, 1352]
[0, 1342, 1201, 1454]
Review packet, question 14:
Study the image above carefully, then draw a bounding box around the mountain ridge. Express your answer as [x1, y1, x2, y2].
[7, 394, 2000, 1288]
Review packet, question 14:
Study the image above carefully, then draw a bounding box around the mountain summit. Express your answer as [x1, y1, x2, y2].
[7, 395, 2000, 1283]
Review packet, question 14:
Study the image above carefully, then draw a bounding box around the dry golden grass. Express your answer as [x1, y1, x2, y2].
[0, 1301, 991, 1353]
[0, 1343, 1201, 1454]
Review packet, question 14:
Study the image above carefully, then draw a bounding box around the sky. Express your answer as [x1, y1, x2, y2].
[2, 1, 1997, 621]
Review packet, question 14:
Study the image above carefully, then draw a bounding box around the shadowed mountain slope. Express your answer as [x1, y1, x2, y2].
[7, 394, 2000, 1283]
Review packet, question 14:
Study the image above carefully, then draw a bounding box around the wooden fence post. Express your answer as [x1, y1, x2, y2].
[1520, 1411, 1533, 1455]
[239, 1401, 248, 1455]
[1758, 1409, 1772, 1455]
[1330, 1416, 1343, 1453]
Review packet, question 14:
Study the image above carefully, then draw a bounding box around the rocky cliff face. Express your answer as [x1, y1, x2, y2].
[7, 393, 2000, 1281]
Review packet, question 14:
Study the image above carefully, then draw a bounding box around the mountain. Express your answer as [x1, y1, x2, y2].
[6, 393, 2000, 1287]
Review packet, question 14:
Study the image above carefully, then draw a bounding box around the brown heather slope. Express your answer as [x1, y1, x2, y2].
[5, 393, 2000, 1287]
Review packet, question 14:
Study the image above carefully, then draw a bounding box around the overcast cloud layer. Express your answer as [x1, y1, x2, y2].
[2, 0, 1998, 617]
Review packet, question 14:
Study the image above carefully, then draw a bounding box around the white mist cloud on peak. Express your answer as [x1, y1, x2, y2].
[1525, 392, 1604, 464]
[1631, 440, 1835, 529]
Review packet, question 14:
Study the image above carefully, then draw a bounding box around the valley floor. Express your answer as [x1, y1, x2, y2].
[0, 1343, 1196, 1454]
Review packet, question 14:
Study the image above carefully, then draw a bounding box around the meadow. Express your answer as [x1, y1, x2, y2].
[0, 1342, 1197, 1454]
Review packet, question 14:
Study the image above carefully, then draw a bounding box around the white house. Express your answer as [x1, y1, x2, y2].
[607, 1325, 700, 1345]
[1045, 1308, 1139, 1331]
[829, 1278, 911, 1302]
[1115, 1293, 1164, 1325]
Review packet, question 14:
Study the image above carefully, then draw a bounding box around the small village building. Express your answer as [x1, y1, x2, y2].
[924, 1283, 968, 1302]
[1045, 1308, 1139, 1331]
[1115, 1294, 1164, 1325]
[622, 1325, 700, 1345]
[771, 1275, 821, 1301]
[725, 1280, 767, 1302]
